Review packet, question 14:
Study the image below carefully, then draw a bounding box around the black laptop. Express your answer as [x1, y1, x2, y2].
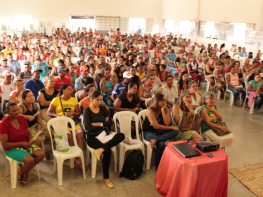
[172, 143, 202, 158]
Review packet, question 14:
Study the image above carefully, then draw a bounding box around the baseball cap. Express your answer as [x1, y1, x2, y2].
[57, 66, 69, 72]
[80, 66, 88, 72]
[112, 43, 116, 46]
[77, 41, 81, 43]
[171, 69, 179, 75]
[33, 68, 42, 73]
[1, 57, 7, 61]
[123, 71, 132, 79]
[24, 61, 31, 66]
[203, 50, 207, 53]
[2, 70, 12, 77]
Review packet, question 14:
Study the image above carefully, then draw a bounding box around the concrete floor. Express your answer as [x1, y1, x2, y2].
[0, 95, 261, 197]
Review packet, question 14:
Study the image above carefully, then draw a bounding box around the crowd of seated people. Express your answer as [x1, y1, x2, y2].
[2, 26, 262, 188]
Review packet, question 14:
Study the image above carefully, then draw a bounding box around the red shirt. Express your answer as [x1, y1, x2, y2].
[0, 116, 29, 151]
[54, 76, 72, 90]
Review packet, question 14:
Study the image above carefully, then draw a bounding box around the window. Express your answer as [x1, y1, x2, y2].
[129, 18, 145, 32]
[13, 15, 32, 31]
[198, 21, 255, 42]
[179, 20, 194, 36]
[95, 16, 120, 34]
[70, 16, 95, 32]
[163, 20, 174, 34]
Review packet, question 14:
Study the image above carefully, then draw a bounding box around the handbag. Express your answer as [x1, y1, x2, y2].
[178, 107, 203, 132]
[210, 121, 231, 136]
[59, 97, 81, 128]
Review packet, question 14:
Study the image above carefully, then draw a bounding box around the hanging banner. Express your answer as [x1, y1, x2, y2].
[245, 30, 263, 45]
[214, 23, 234, 36]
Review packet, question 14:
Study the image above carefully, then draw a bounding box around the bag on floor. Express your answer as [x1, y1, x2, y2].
[119, 150, 144, 180]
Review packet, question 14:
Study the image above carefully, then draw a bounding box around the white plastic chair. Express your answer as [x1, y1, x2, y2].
[213, 69, 220, 99]
[113, 111, 145, 173]
[148, 50, 155, 59]
[223, 73, 242, 105]
[47, 117, 86, 185]
[138, 110, 152, 169]
[71, 57, 80, 64]
[5, 156, 41, 188]
[82, 117, 117, 177]
[203, 67, 210, 92]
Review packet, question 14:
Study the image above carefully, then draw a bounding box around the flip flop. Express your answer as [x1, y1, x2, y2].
[75, 163, 87, 170]
[94, 149, 101, 161]
[20, 181, 27, 187]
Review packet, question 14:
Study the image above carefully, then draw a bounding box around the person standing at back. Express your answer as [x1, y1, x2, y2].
[7, 53, 21, 77]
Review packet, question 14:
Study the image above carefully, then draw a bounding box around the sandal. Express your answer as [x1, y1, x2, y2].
[19, 181, 28, 187]
[75, 163, 87, 170]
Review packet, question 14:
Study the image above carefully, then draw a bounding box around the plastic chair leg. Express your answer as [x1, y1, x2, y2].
[35, 164, 41, 179]
[146, 146, 153, 170]
[112, 147, 117, 172]
[41, 140, 46, 161]
[250, 100, 255, 114]
[57, 157, 64, 185]
[80, 154, 86, 179]
[230, 93, 234, 105]
[91, 152, 97, 178]
[10, 159, 18, 188]
[86, 149, 90, 168]
[53, 157, 57, 172]
[119, 147, 125, 173]
[5, 158, 9, 177]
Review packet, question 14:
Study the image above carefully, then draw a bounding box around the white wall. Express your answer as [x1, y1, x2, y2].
[162, 0, 263, 55]
[0, 0, 162, 33]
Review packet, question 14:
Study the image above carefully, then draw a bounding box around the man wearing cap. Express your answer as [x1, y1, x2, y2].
[0, 57, 15, 75]
[133, 56, 143, 67]
[0, 70, 15, 103]
[1, 43, 14, 58]
[75, 66, 89, 91]
[75, 41, 82, 54]
[31, 56, 49, 81]
[136, 26, 144, 35]
[7, 53, 21, 77]
[54, 66, 72, 91]
[19, 61, 32, 81]
[111, 71, 132, 101]
[24, 68, 45, 100]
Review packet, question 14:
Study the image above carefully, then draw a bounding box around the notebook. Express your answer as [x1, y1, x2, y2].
[172, 143, 202, 158]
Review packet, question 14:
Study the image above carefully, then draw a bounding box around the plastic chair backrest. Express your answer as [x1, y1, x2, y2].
[113, 111, 139, 140]
[138, 110, 146, 130]
[99, 81, 103, 94]
[194, 106, 203, 114]
[47, 117, 77, 151]
[148, 50, 155, 58]
[71, 57, 80, 64]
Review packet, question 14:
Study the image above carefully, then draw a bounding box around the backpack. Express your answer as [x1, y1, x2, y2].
[119, 150, 144, 180]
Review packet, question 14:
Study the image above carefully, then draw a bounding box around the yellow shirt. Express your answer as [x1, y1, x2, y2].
[136, 72, 144, 80]
[2, 49, 14, 58]
[51, 97, 80, 131]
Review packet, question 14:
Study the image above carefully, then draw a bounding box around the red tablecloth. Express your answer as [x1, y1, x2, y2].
[155, 141, 228, 197]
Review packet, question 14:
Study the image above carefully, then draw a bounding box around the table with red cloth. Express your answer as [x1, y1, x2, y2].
[155, 141, 228, 197]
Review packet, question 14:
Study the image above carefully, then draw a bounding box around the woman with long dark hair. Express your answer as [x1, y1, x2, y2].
[83, 90, 125, 188]
[143, 93, 179, 168]
[177, 71, 189, 94]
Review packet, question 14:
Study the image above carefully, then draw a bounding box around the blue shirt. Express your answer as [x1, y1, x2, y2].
[165, 53, 176, 67]
[24, 78, 45, 99]
[7, 60, 20, 76]
[239, 52, 248, 58]
[137, 29, 142, 34]
[112, 81, 126, 96]
[31, 62, 49, 81]
[75, 76, 84, 91]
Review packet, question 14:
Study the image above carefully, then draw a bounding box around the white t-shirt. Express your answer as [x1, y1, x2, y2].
[191, 93, 201, 106]
[161, 84, 178, 104]
[0, 81, 15, 101]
